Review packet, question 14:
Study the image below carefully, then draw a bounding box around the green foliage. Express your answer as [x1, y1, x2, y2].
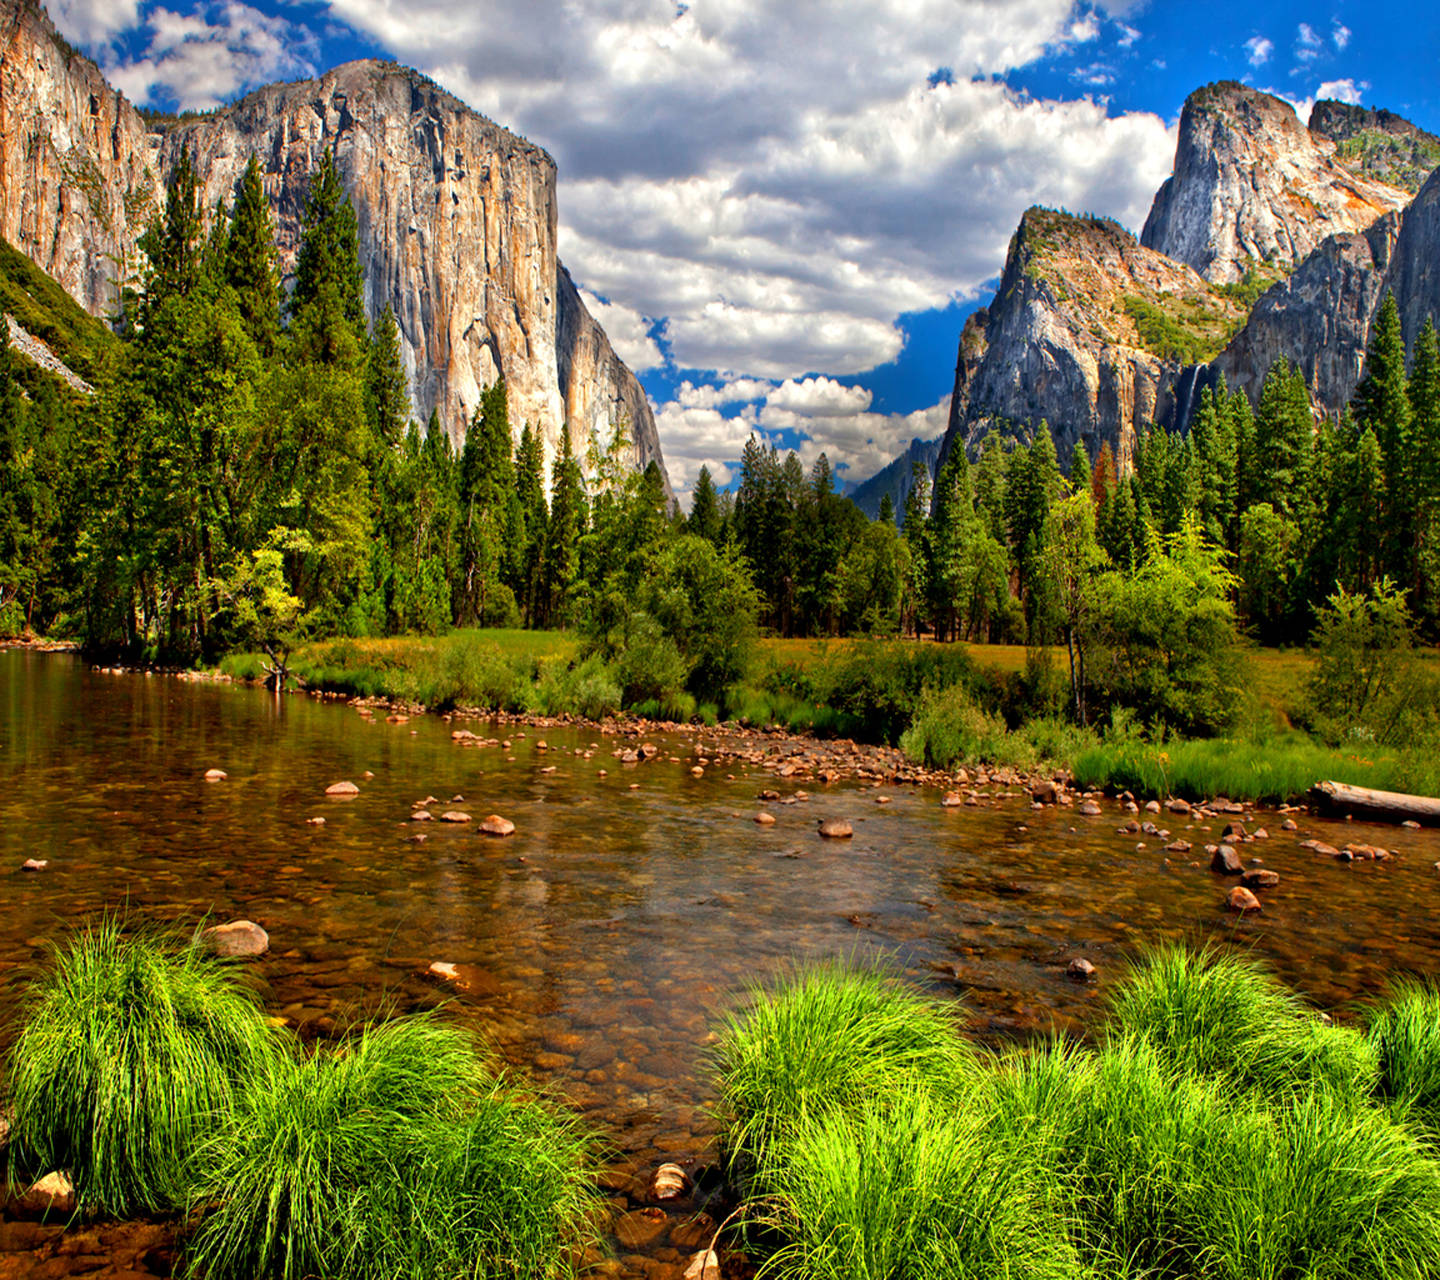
[1110, 944, 1379, 1103]
[1122, 293, 1230, 365]
[3, 919, 282, 1215]
[0, 236, 120, 387]
[1369, 981, 1440, 1138]
[711, 962, 978, 1186]
[185, 1014, 596, 1280]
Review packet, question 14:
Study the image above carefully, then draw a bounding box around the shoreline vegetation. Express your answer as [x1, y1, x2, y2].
[197, 629, 1440, 806]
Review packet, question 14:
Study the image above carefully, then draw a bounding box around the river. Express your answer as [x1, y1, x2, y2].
[2, 649, 1438, 1278]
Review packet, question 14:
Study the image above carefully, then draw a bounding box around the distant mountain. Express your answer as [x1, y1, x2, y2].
[848, 436, 943, 524]
[936, 81, 1438, 477]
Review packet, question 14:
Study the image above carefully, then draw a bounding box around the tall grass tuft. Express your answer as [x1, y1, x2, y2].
[759, 1085, 1082, 1280]
[711, 962, 978, 1186]
[1108, 942, 1378, 1102]
[1368, 980, 1440, 1139]
[184, 1013, 596, 1280]
[2, 918, 282, 1215]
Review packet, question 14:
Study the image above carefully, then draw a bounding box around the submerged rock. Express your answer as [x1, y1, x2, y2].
[439, 810, 472, 823]
[203, 919, 269, 958]
[817, 818, 853, 839]
[685, 1250, 723, 1280]
[615, 1207, 668, 1249]
[1242, 868, 1281, 888]
[204, 768, 228, 781]
[1226, 886, 1262, 913]
[21, 858, 47, 871]
[754, 812, 776, 826]
[480, 814, 516, 837]
[1067, 957, 1097, 981]
[650, 1162, 690, 1201]
[325, 781, 360, 797]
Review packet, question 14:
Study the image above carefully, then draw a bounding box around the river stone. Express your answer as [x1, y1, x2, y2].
[204, 768, 228, 781]
[203, 920, 269, 958]
[941, 792, 963, 807]
[21, 858, 47, 871]
[19, 1170, 75, 1216]
[1166, 798, 1192, 815]
[325, 780, 360, 796]
[1067, 957, 1097, 981]
[428, 961, 459, 980]
[1301, 839, 1341, 857]
[1227, 886, 1262, 913]
[1281, 818, 1299, 831]
[754, 812, 776, 826]
[410, 809, 432, 821]
[818, 818, 853, 839]
[1210, 845, 1244, 875]
[685, 1250, 722, 1280]
[1165, 840, 1193, 853]
[1222, 821, 1248, 840]
[480, 814, 516, 837]
[615, 1207, 668, 1249]
[1078, 801, 1103, 817]
[439, 810, 472, 823]
[650, 1162, 690, 1201]
[1031, 779, 1059, 804]
[1144, 800, 1161, 813]
[306, 816, 325, 825]
[1242, 868, 1280, 888]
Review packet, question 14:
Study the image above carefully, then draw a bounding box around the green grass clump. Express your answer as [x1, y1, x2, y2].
[711, 963, 978, 1185]
[760, 1086, 1081, 1280]
[2, 919, 282, 1215]
[184, 1014, 595, 1280]
[1109, 944, 1379, 1103]
[1368, 981, 1440, 1138]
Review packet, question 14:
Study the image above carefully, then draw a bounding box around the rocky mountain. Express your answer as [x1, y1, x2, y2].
[940, 207, 1246, 475]
[847, 436, 943, 523]
[1309, 100, 1440, 194]
[1141, 82, 1411, 284]
[0, 0, 671, 496]
[937, 81, 1438, 481]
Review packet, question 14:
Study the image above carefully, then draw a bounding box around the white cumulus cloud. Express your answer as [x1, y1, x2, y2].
[1316, 78, 1368, 106]
[48, 0, 143, 47]
[577, 288, 663, 373]
[1244, 35, 1273, 67]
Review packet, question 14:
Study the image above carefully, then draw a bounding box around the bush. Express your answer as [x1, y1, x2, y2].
[1109, 943, 1379, 1102]
[1369, 981, 1440, 1138]
[3, 920, 282, 1215]
[185, 1014, 596, 1280]
[899, 682, 1012, 767]
[533, 654, 622, 720]
[819, 642, 978, 744]
[711, 962, 978, 1187]
[761, 1087, 1081, 1280]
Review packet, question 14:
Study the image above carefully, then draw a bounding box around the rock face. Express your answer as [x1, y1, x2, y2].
[1141, 82, 1410, 284]
[847, 435, 943, 522]
[0, 0, 670, 494]
[1309, 100, 1440, 195]
[1215, 164, 1440, 419]
[941, 208, 1244, 474]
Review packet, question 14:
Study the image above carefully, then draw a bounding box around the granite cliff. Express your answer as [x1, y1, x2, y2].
[932, 80, 1437, 485]
[0, 0, 671, 495]
[1140, 82, 1411, 284]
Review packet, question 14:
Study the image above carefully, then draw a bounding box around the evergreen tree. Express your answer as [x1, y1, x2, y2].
[1354, 293, 1413, 578]
[1409, 320, 1440, 626]
[224, 155, 280, 355]
[514, 421, 548, 623]
[1191, 383, 1238, 548]
[137, 147, 203, 331]
[1069, 439, 1091, 497]
[542, 424, 585, 625]
[877, 493, 896, 526]
[689, 465, 721, 543]
[365, 305, 408, 448]
[290, 149, 366, 366]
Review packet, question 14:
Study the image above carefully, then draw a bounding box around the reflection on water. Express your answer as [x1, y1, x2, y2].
[2, 649, 1439, 1274]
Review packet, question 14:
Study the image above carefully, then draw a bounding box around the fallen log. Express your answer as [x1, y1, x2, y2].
[1310, 780, 1440, 826]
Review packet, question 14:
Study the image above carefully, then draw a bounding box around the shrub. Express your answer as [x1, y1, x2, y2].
[3, 919, 282, 1215]
[1108, 943, 1378, 1102]
[533, 654, 622, 720]
[185, 1014, 595, 1280]
[761, 1086, 1081, 1280]
[711, 962, 977, 1187]
[1368, 980, 1440, 1138]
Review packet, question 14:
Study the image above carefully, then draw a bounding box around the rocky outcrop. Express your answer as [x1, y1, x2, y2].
[1214, 165, 1440, 417]
[847, 435, 943, 523]
[0, 0, 670, 495]
[4, 311, 92, 393]
[1309, 101, 1440, 194]
[1141, 82, 1410, 284]
[941, 208, 1244, 474]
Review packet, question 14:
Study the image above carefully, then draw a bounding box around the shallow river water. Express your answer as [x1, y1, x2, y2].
[2, 649, 1439, 1278]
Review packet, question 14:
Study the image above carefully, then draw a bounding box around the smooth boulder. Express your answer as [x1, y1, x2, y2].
[203, 919, 269, 958]
[1226, 886, 1262, 913]
[818, 818, 853, 839]
[325, 780, 360, 797]
[480, 814, 516, 837]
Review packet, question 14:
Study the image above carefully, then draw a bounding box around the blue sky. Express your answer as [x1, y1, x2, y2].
[49, 0, 1440, 501]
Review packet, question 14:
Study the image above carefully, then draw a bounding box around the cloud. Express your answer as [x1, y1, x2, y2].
[675, 378, 775, 409]
[1295, 21, 1325, 62]
[577, 289, 663, 373]
[1316, 77, 1368, 106]
[1244, 35, 1273, 67]
[324, 0, 1174, 381]
[1115, 23, 1141, 49]
[1331, 21, 1351, 51]
[47, 0, 143, 47]
[758, 396, 953, 487]
[105, 3, 316, 110]
[766, 377, 872, 417]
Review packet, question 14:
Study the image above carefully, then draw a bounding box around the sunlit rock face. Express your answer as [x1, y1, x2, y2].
[0, 0, 670, 495]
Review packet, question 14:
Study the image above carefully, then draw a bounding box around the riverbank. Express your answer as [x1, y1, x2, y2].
[199, 630, 1440, 808]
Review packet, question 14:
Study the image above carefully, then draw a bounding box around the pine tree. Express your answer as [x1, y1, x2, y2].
[877, 493, 896, 526]
[1409, 319, 1440, 625]
[137, 147, 203, 330]
[1191, 383, 1238, 549]
[225, 154, 280, 355]
[365, 305, 408, 448]
[1091, 441, 1116, 507]
[1069, 439, 1091, 497]
[290, 149, 366, 366]
[514, 421, 548, 624]
[542, 423, 585, 625]
[1252, 359, 1313, 522]
[689, 465, 721, 543]
[1354, 292, 1413, 579]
